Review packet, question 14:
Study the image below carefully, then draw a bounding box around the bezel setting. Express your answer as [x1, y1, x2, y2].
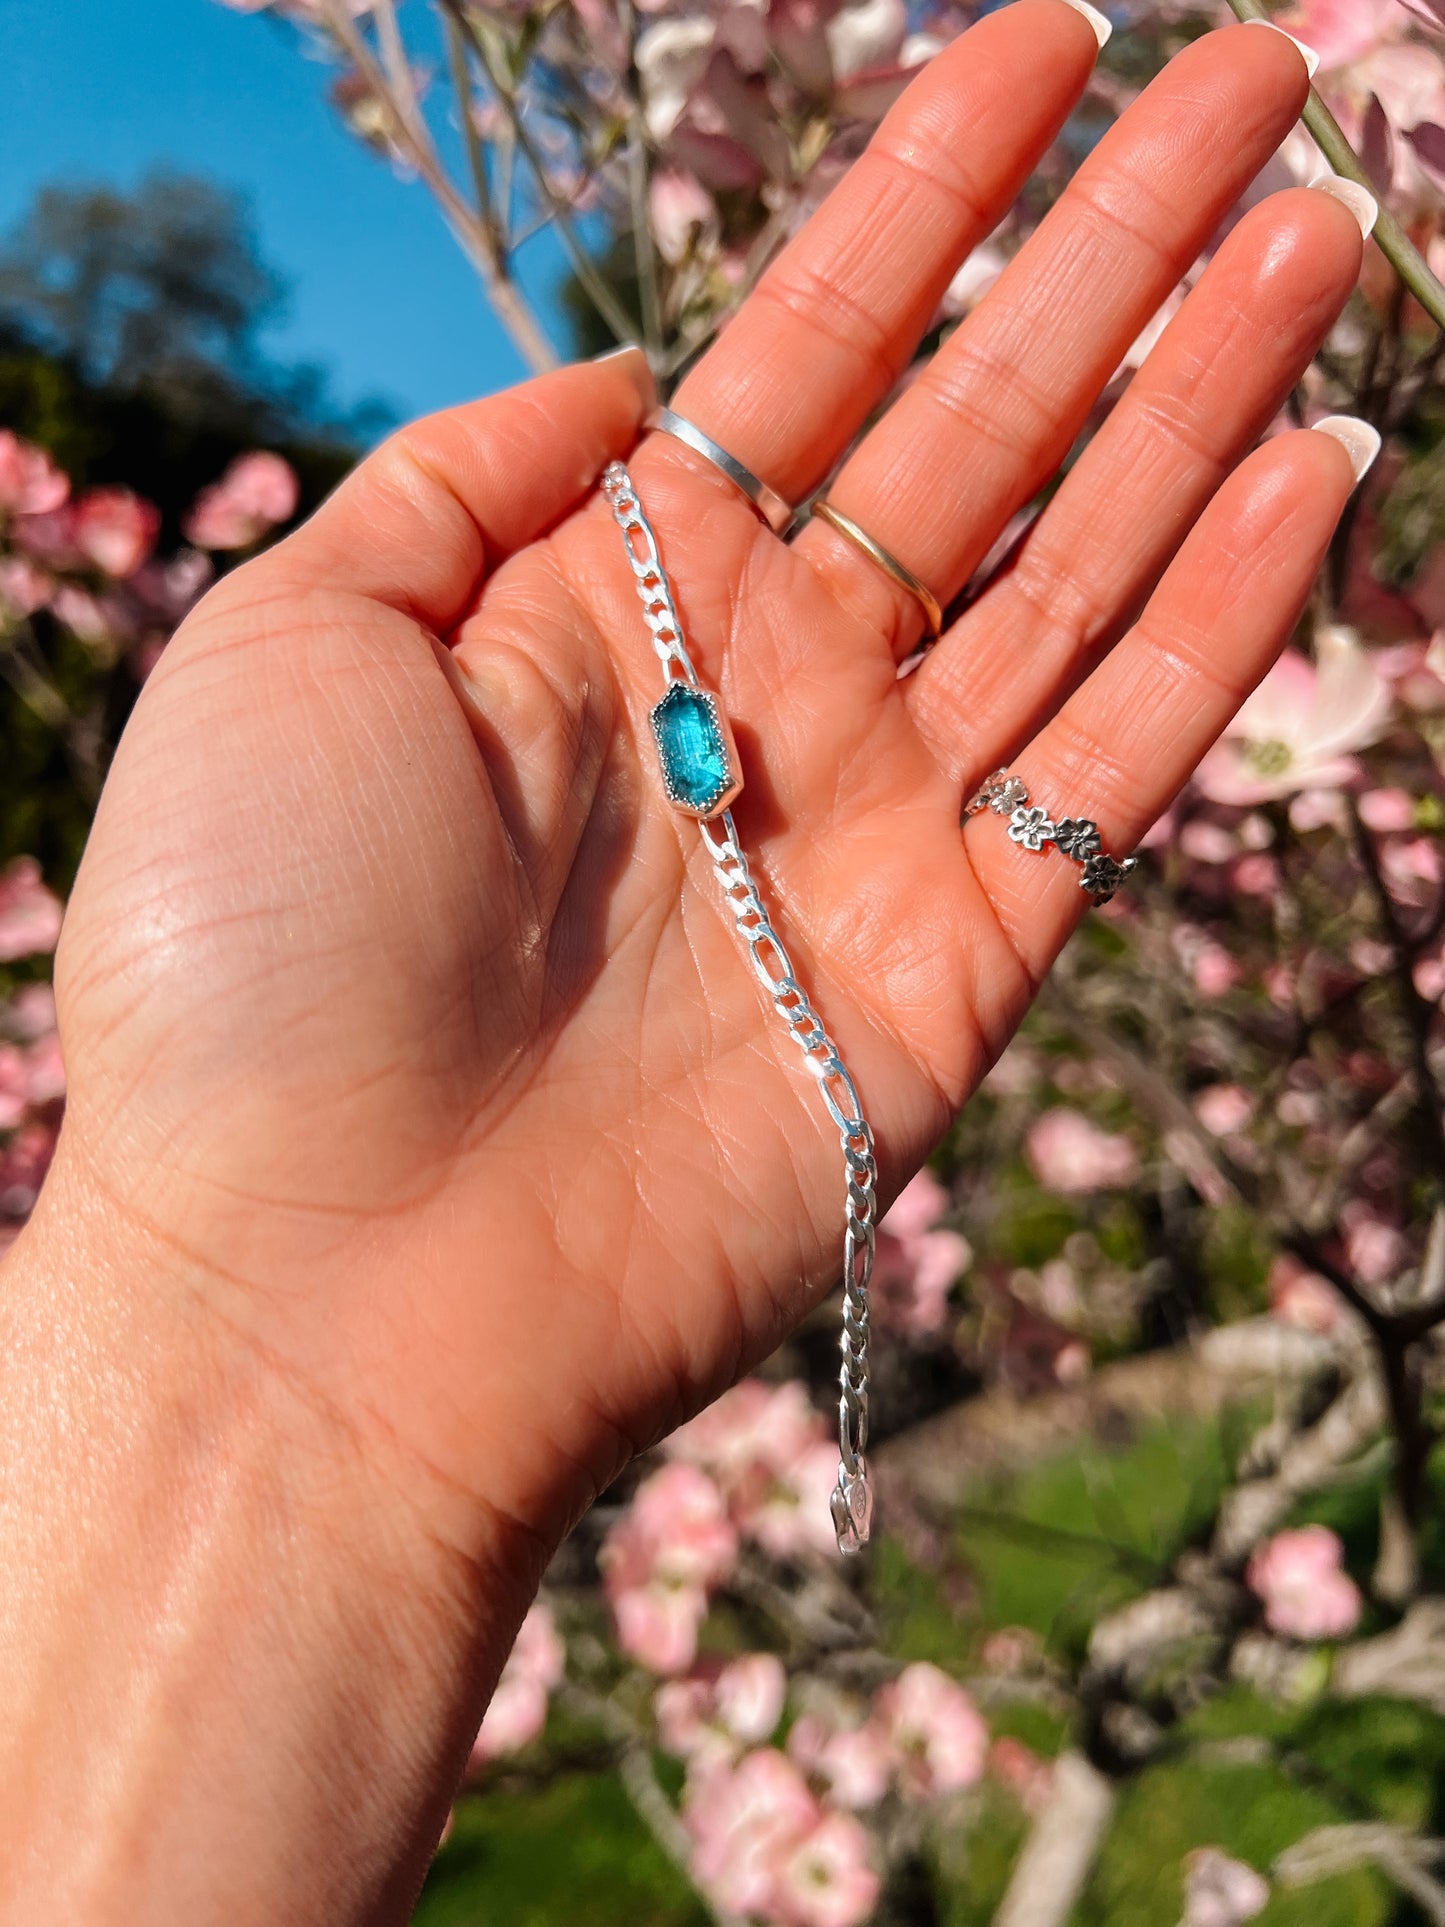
[648, 681, 744, 820]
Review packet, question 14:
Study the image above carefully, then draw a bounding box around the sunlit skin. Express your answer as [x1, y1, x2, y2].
[0, 8, 1371, 1921]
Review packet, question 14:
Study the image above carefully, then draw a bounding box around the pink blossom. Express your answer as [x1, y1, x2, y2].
[1381, 834, 1443, 902]
[0, 859, 62, 962]
[988, 1736, 1053, 1814]
[0, 1049, 26, 1130]
[1350, 936, 1394, 978]
[9, 983, 56, 1043]
[1343, 1205, 1407, 1285]
[1026, 1109, 1139, 1195]
[771, 1810, 880, 1927]
[1193, 1085, 1254, 1137]
[0, 556, 53, 618]
[1416, 944, 1445, 1002]
[749, 1436, 842, 1562]
[0, 1120, 56, 1218]
[787, 1711, 896, 1810]
[1289, 788, 1348, 833]
[129, 547, 213, 625]
[655, 1673, 717, 1759]
[1138, 804, 1179, 851]
[1359, 787, 1417, 831]
[1194, 942, 1241, 998]
[668, 1379, 840, 1560]
[881, 1166, 949, 1242]
[612, 1578, 710, 1675]
[1269, 1255, 1340, 1334]
[684, 1747, 822, 1919]
[669, 1379, 803, 1489]
[649, 168, 716, 263]
[469, 1599, 565, 1767]
[0, 432, 69, 516]
[49, 585, 121, 645]
[23, 1031, 65, 1107]
[1280, 0, 1399, 72]
[657, 1653, 787, 1760]
[1181, 1847, 1270, 1927]
[602, 1461, 737, 1674]
[1179, 819, 1238, 865]
[872, 1168, 970, 1335]
[184, 452, 299, 550]
[1196, 628, 1392, 805]
[1053, 1338, 1091, 1384]
[824, 0, 906, 82]
[685, 1747, 880, 1927]
[1232, 853, 1279, 897]
[1246, 1525, 1362, 1640]
[9, 506, 81, 568]
[715, 1653, 787, 1745]
[874, 1663, 987, 1799]
[637, 15, 717, 139]
[71, 488, 160, 578]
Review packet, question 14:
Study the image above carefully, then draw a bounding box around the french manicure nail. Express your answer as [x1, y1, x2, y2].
[1240, 17, 1321, 79]
[1312, 415, 1382, 483]
[1057, 0, 1113, 49]
[592, 342, 658, 414]
[1308, 171, 1379, 239]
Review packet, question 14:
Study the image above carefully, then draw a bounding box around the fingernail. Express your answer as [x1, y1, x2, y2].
[1241, 18, 1321, 79]
[1057, 0, 1112, 48]
[592, 343, 658, 415]
[1312, 414, 1382, 483]
[1308, 171, 1379, 239]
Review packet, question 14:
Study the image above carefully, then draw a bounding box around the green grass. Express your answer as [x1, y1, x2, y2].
[1078, 1755, 1390, 1927]
[416, 1771, 708, 1927]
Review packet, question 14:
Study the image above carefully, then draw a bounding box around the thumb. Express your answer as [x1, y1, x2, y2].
[266, 347, 656, 633]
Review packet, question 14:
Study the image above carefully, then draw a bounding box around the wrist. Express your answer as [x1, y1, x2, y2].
[1, 1137, 541, 1926]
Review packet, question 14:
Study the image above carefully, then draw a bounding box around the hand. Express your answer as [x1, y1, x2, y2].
[5, 6, 1370, 1919]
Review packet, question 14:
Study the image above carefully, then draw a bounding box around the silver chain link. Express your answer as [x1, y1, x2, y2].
[602, 460, 877, 1554]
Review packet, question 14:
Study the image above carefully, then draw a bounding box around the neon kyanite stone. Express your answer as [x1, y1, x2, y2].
[649, 682, 742, 818]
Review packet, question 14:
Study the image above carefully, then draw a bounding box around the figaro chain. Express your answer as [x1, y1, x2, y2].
[601, 460, 878, 1554]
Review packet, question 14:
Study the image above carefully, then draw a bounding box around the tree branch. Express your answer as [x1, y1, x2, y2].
[439, 0, 639, 351]
[992, 1752, 1115, 1927]
[315, 0, 558, 371]
[1224, 0, 1445, 333]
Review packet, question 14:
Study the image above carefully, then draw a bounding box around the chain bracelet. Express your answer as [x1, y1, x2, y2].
[601, 459, 878, 1554]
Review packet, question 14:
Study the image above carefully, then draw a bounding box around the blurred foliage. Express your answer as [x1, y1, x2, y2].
[0, 173, 382, 886]
[422, 1774, 708, 1927]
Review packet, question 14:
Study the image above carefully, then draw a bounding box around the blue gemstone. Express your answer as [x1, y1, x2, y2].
[650, 683, 736, 815]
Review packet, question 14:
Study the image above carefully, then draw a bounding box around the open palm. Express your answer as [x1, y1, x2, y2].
[50, 4, 1365, 1588]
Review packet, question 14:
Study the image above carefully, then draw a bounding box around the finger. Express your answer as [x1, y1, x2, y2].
[794, 20, 1314, 655]
[260, 350, 657, 631]
[910, 183, 1369, 764]
[651, 0, 1104, 515]
[960, 427, 1367, 1003]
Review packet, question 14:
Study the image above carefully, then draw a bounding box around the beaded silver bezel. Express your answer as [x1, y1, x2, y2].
[648, 683, 744, 820]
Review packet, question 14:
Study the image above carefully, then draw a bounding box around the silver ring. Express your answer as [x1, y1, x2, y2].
[963, 767, 1138, 905]
[647, 407, 795, 536]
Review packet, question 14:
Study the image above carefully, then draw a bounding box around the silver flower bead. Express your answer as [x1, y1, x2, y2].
[1008, 805, 1056, 851]
[1054, 816, 1102, 860]
[1079, 851, 1138, 903]
[989, 776, 1030, 814]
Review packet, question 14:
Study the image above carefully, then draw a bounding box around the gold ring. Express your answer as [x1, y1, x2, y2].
[810, 499, 943, 639]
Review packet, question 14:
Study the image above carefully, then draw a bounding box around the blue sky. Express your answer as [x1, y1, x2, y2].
[0, 0, 579, 436]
